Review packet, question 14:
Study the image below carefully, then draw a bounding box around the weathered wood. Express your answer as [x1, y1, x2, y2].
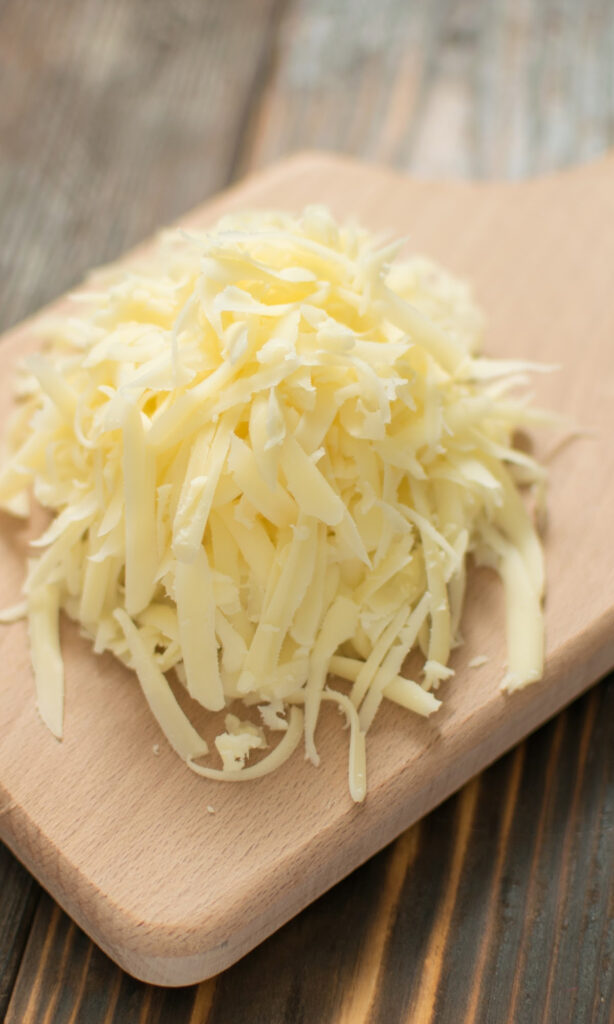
[2, 149, 614, 986]
[2, 142, 614, 992]
[0, 845, 39, 1021]
[0, 0, 283, 334]
[4, 681, 613, 1023]
[237, 0, 614, 179]
[4, 894, 201, 1024]
[2, 0, 614, 1018]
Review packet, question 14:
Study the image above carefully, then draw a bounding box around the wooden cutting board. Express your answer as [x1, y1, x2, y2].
[1, 152, 614, 987]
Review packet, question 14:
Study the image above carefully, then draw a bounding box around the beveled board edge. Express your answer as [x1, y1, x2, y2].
[1, 151, 614, 985]
[2, 613, 612, 985]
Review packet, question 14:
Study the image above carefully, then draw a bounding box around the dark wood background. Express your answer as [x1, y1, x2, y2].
[1, 1, 613, 1021]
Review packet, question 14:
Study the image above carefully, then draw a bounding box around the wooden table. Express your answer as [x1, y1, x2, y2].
[0, 1, 613, 1020]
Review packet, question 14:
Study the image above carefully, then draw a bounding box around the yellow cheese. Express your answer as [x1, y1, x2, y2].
[188, 705, 304, 781]
[114, 607, 209, 760]
[175, 547, 224, 711]
[0, 205, 551, 801]
[121, 401, 157, 615]
[322, 689, 366, 803]
[304, 595, 359, 765]
[27, 583, 64, 738]
[0, 600, 28, 623]
[214, 713, 267, 771]
[279, 436, 345, 526]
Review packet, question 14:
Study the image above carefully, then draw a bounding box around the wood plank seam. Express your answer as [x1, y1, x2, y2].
[188, 979, 217, 1024]
[462, 743, 525, 1024]
[580, 733, 614, 1024]
[64, 940, 94, 1024]
[540, 692, 599, 1022]
[504, 714, 567, 1024]
[0, 867, 40, 1022]
[334, 826, 422, 1024]
[226, 0, 292, 185]
[407, 778, 480, 1023]
[6, 902, 61, 1024]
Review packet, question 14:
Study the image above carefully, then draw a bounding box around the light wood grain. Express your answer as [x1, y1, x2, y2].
[2, 0, 614, 1016]
[1, 151, 614, 986]
[4, 682, 613, 1022]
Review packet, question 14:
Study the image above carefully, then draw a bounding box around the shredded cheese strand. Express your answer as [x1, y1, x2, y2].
[0, 205, 552, 800]
[115, 607, 210, 759]
[28, 584, 64, 739]
[187, 706, 304, 781]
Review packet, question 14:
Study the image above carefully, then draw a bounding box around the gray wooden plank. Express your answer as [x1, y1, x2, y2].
[1, 0, 614, 1020]
[0, 0, 282, 1013]
[0, 0, 283, 332]
[235, 0, 614, 179]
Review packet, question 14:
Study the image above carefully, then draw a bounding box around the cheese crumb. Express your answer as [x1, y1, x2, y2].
[0, 206, 551, 801]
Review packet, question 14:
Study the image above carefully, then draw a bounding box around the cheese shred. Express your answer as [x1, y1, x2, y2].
[0, 206, 551, 801]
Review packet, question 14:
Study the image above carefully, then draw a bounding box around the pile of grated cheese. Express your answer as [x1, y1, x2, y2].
[0, 206, 551, 802]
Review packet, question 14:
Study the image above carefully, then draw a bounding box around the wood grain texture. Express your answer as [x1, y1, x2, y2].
[1, 0, 614, 1018]
[0, 0, 283, 334]
[1, 146, 614, 985]
[4, 681, 613, 1023]
[0, 846, 39, 1021]
[238, 0, 614, 179]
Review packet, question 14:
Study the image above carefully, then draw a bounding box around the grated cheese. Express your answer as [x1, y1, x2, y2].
[0, 206, 551, 802]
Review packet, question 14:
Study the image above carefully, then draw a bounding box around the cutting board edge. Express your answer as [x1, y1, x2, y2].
[285, 145, 614, 184]
[2, 145, 614, 349]
[2, 604, 613, 986]
[2, 149, 614, 986]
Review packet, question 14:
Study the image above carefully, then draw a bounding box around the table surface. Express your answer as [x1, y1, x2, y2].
[0, 1, 613, 1021]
